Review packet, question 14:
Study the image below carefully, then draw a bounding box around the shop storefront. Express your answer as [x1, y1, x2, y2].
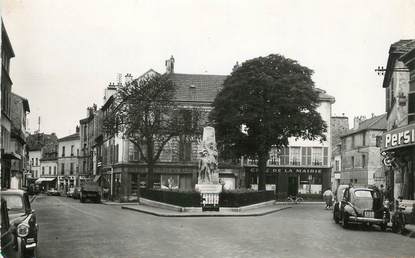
[245, 166, 331, 197]
[381, 123, 415, 200]
[99, 163, 242, 202]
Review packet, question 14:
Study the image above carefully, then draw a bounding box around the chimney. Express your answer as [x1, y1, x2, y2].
[76, 125, 80, 133]
[165, 55, 175, 74]
[371, 113, 375, 118]
[353, 116, 360, 130]
[125, 73, 133, 85]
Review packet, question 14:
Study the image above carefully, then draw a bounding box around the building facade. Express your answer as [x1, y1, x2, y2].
[57, 128, 80, 193]
[340, 114, 386, 187]
[27, 132, 58, 190]
[244, 89, 335, 197]
[330, 116, 349, 191]
[1, 20, 16, 189]
[381, 40, 415, 201]
[9, 93, 30, 189]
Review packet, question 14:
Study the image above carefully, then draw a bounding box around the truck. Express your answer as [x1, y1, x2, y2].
[80, 182, 101, 203]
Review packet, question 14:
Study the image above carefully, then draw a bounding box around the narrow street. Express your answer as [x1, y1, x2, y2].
[33, 195, 415, 258]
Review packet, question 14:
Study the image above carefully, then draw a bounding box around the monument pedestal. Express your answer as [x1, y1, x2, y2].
[196, 184, 222, 211]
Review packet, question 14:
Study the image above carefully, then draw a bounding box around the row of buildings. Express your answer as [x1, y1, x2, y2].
[1, 20, 31, 191]
[332, 39, 415, 202]
[30, 52, 409, 202]
[61, 56, 338, 202]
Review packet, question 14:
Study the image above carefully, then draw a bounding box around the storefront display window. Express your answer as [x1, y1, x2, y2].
[161, 175, 179, 190]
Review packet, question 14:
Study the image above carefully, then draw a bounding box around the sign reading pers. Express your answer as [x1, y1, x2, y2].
[381, 123, 415, 151]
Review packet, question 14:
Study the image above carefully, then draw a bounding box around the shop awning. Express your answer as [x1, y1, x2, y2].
[35, 177, 57, 184]
[93, 175, 101, 183]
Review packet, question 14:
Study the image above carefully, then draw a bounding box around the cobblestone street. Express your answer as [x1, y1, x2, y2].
[33, 195, 415, 258]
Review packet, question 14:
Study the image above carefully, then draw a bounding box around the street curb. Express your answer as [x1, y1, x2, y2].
[121, 205, 291, 217]
[276, 201, 324, 205]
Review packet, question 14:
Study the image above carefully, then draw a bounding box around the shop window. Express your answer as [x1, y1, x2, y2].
[161, 175, 179, 190]
[290, 147, 301, 165]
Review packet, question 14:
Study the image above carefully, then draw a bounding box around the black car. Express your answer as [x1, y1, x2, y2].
[1, 189, 38, 257]
[333, 186, 389, 231]
[1, 198, 19, 257]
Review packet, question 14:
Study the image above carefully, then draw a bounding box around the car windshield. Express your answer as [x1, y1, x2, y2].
[354, 190, 373, 198]
[2, 195, 24, 212]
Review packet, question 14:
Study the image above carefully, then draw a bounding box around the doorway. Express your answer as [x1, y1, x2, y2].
[288, 176, 298, 196]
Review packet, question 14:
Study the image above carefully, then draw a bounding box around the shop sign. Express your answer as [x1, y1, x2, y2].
[248, 167, 323, 174]
[382, 123, 415, 151]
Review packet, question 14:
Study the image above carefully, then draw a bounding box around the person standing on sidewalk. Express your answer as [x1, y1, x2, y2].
[323, 188, 333, 209]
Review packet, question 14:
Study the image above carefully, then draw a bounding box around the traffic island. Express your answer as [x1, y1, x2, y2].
[121, 198, 291, 217]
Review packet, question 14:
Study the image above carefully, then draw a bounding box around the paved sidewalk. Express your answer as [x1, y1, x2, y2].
[121, 203, 291, 217]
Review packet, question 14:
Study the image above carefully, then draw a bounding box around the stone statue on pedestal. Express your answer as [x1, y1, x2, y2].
[197, 127, 218, 184]
[196, 127, 221, 211]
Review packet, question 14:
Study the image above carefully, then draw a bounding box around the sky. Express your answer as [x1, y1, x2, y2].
[2, 0, 415, 138]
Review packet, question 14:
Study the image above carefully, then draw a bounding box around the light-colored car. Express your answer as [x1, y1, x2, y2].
[67, 188, 75, 197]
[47, 188, 60, 196]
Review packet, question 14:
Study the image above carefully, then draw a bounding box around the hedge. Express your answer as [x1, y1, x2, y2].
[141, 189, 201, 207]
[219, 190, 275, 207]
[141, 189, 276, 207]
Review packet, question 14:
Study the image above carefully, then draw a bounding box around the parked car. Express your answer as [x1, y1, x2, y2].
[67, 188, 75, 198]
[1, 198, 19, 257]
[72, 187, 81, 199]
[1, 189, 38, 257]
[80, 183, 101, 203]
[46, 188, 60, 196]
[333, 186, 389, 231]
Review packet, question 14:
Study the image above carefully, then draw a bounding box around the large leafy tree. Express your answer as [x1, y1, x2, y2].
[210, 54, 327, 191]
[104, 74, 201, 189]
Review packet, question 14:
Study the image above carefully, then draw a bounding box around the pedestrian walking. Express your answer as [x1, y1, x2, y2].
[323, 188, 333, 209]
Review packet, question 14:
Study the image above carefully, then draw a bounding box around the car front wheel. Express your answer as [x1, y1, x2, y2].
[341, 213, 349, 229]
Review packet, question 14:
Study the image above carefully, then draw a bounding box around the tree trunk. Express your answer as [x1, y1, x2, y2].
[147, 163, 154, 189]
[257, 153, 268, 191]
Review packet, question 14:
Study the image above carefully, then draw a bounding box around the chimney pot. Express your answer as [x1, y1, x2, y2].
[165, 55, 175, 74]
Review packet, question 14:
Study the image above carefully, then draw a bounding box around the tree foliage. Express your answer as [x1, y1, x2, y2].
[209, 54, 327, 190]
[104, 74, 202, 189]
